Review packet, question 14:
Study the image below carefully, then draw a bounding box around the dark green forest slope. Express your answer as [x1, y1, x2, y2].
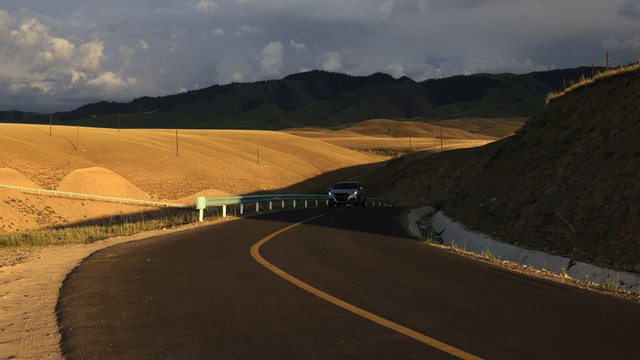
[1, 67, 600, 130]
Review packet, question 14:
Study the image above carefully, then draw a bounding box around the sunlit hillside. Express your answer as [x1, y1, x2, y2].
[0, 118, 515, 233]
[285, 118, 525, 153]
[0, 124, 381, 201]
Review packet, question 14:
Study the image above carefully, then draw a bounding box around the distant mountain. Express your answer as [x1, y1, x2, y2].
[0, 67, 601, 130]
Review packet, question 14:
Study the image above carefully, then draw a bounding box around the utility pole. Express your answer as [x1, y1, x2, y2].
[433, 124, 437, 152]
[175, 129, 179, 155]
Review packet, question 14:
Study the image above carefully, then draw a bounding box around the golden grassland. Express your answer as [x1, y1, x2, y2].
[0, 118, 520, 233]
[0, 124, 379, 200]
[546, 60, 640, 104]
[285, 117, 524, 152]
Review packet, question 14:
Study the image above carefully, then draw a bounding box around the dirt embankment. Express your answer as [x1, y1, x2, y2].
[377, 66, 640, 273]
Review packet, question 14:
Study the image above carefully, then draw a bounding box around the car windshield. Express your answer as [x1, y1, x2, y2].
[333, 182, 359, 190]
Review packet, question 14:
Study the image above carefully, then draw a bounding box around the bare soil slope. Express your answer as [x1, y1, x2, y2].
[374, 66, 640, 272]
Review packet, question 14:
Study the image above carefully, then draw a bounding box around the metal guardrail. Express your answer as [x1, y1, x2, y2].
[1, 183, 393, 222]
[195, 195, 393, 221]
[0, 184, 193, 208]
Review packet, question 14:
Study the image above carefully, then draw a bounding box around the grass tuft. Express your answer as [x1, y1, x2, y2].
[481, 248, 498, 262]
[604, 273, 620, 292]
[546, 61, 640, 104]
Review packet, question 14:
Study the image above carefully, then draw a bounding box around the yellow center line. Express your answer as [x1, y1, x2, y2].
[250, 214, 484, 360]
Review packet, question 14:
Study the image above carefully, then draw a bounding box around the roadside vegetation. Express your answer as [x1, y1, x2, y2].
[546, 60, 640, 103]
[0, 212, 199, 248]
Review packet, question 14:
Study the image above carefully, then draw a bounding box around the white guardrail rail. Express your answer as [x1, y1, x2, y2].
[195, 195, 393, 221]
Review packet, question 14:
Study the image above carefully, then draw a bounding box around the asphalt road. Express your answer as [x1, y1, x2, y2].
[57, 207, 640, 359]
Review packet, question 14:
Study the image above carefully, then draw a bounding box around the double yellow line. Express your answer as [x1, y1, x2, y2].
[250, 214, 483, 360]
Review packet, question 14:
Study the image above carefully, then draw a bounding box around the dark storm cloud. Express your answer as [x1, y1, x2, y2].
[619, 0, 640, 19]
[1, 0, 639, 112]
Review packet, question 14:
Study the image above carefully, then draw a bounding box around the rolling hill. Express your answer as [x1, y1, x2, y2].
[1, 67, 600, 130]
[0, 124, 388, 232]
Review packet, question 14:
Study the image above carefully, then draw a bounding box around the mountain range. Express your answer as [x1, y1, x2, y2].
[0, 67, 601, 130]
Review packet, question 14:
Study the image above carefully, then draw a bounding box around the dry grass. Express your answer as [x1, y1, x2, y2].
[0, 124, 381, 232]
[0, 124, 379, 201]
[285, 117, 521, 157]
[0, 119, 503, 233]
[546, 60, 640, 104]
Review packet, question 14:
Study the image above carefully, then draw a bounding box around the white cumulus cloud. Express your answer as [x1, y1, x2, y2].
[195, 0, 218, 13]
[236, 24, 264, 36]
[378, 0, 394, 20]
[88, 72, 137, 93]
[260, 41, 284, 75]
[212, 28, 224, 37]
[319, 52, 342, 72]
[78, 40, 104, 72]
[289, 40, 306, 51]
[138, 40, 150, 50]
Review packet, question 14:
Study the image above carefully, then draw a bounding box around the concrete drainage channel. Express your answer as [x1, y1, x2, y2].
[407, 207, 640, 294]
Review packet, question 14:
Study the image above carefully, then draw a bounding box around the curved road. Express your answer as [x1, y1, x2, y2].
[57, 207, 640, 359]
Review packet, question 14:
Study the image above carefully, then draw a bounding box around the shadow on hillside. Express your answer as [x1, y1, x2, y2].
[245, 149, 439, 200]
[21, 150, 441, 242]
[26, 154, 415, 241]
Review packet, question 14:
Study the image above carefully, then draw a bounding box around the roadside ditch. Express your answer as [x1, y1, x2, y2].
[406, 206, 640, 301]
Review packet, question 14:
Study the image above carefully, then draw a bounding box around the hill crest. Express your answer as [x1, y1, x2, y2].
[1, 67, 599, 130]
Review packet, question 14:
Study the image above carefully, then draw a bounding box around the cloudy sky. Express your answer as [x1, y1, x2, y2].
[1, 0, 639, 112]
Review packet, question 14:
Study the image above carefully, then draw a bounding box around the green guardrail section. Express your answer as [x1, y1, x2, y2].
[1, 183, 393, 216]
[0, 184, 193, 208]
[196, 194, 393, 209]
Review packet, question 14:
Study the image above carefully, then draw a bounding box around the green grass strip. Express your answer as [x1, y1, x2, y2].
[0, 213, 198, 249]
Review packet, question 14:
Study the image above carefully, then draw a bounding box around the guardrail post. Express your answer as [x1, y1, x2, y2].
[281, 200, 285, 209]
[315, 200, 318, 207]
[256, 202, 260, 213]
[222, 204, 227, 217]
[269, 201, 273, 210]
[293, 200, 296, 208]
[240, 203, 244, 215]
[305, 200, 308, 208]
[196, 196, 206, 222]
